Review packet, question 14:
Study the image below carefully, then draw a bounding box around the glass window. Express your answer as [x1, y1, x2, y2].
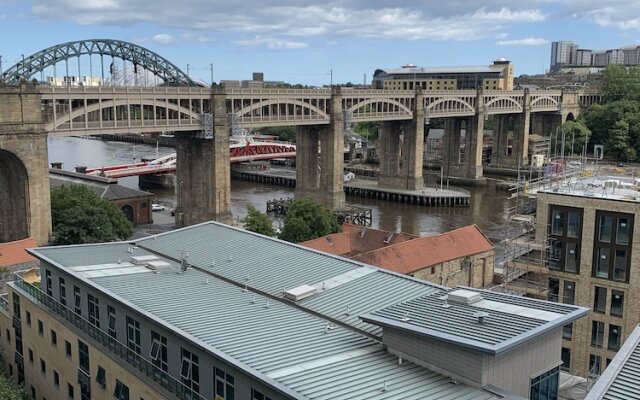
[73, 286, 81, 315]
[59, 278, 66, 306]
[252, 389, 273, 400]
[126, 316, 141, 354]
[180, 348, 199, 393]
[594, 287, 607, 313]
[65, 340, 72, 358]
[561, 347, 571, 371]
[51, 329, 57, 347]
[611, 291, 624, 317]
[548, 279, 559, 302]
[45, 269, 53, 296]
[54, 370, 59, 388]
[26, 311, 31, 327]
[96, 366, 106, 388]
[107, 306, 116, 338]
[563, 323, 573, 341]
[40, 358, 46, 375]
[87, 294, 100, 328]
[599, 215, 613, 243]
[567, 211, 581, 238]
[591, 321, 604, 348]
[68, 383, 74, 400]
[113, 380, 129, 400]
[551, 209, 564, 236]
[38, 320, 43, 336]
[595, 248, 610, 278]
[563, 281, 575, 304]
[616, 217, 630, 245]
[78, 340, 89, 373]
[150, 331, 168, 372]
[589, 354, 602, 376]
[608, 325, 621, 351]
[215, 367, 235, 400]
[548, 240, 561, 270]
[613, 250, 628, 281]
[564, 243, 579, 273]
[530, 366, 559, 400]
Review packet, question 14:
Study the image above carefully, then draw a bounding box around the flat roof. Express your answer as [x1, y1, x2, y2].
[538, 174, 640, 203]
[375, 65, 505, 76]
[29, 222, 588, 399]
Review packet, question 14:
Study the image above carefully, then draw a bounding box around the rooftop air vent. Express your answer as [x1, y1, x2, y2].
[284, 284, 318, 301]
[446, 289, 483, 305]
[144, 260, 171, 271]
[383, 233, 394, 244]
[473, 311, 490, 324]
[130, 255, 159, 265]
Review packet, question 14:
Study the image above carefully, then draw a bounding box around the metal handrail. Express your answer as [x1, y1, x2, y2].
[13, 276, 205, 400]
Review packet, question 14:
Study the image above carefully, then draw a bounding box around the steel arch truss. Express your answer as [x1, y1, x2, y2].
[2, 39, 197, 86]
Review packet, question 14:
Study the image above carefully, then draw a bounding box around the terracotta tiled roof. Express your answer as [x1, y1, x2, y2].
[300, 232, 352, 256]
[352, 225, 493, 275]
[0, 237, 38, 267]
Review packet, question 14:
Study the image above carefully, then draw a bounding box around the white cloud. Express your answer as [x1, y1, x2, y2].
[138, 32, 215, 44]
[497, 37, 549, 46]
[234, 36, 308, 50]
[561, 0, 640, 30]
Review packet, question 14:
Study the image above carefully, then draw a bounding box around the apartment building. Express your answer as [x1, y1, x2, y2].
[0, 222, 587, 400]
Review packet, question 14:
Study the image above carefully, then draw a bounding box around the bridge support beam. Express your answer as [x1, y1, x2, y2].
[490, 114, 511, 166]
[442, 115, 484, 180]
[295, 87, 345, 210]
[0, 85, 51, 245]
[174, 86, 231, 226]
[378, 90, 424, 190]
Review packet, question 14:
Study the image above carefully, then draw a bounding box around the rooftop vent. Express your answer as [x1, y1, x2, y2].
[130, 255, 159, 265]
[473, 311, 490, 324]
[446, 289, 483, 305]
[383, 233, 394, 244]
[144, 260, 171, 271]
[284, 284, 318, 301]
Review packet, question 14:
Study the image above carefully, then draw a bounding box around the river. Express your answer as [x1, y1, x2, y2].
[47, 136, 513, 244]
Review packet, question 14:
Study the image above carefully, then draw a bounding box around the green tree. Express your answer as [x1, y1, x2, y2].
[354, 122, 379, 141]
[278, 198, 340, 243]
[51, 185, 133, 245]
[0, 357, 28, 399]
[243, 205, 276, 237]
[606, 121, 637, 162]
[553, 120, 591, 156]
[255, 126, 296, 143]
[602, 65, 640, 103]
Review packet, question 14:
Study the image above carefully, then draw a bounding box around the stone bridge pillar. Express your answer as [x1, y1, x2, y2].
[295, 87, 345, 210]
[378, 90, 425, 190]
[490, 114, 510, 166]
[0, 84, 51, 245]
[513, 89, 531, 166]
[175, 84, 231, 226]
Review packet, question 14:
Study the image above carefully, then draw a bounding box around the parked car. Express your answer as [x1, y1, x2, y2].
[152, 204, 165, 212]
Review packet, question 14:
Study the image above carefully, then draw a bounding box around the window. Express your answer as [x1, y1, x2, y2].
[611, 291, 624, 317]
[548, 278, 559, 302]
[28, 348, 33, 363]
[215, 367, 235, 400]
[150, 331, 168, 372]
[589, 354, 602, 376]
[561, 348, 571, 371]
[107, 306, 116, 338]
[530, 366, 559, 400]
[68, 383, 74, 400]
[548, 206, 582, 273]
[26, 311, 31, 327]
[591, 321, 604, 348]
[113, 380, 129, 400]
[38, 320, 44, 336]
[180, 348, 199, 392]
[562, 322, 573, 340]
[126, 316, 141, 354]
[95, 366, 105, 388]
[594, 287, 607, 313]
[31, 386, 36, 399]
[65, 340, 72, 358]
[59, 278, 67, 306]
[593, 211, 633, 282]
[51, 329, 57, 347]
[45, 269, 53, 296]
[563, 281, 575, 304]
[40, 358, 46, 375]
[608, 325, 622, 351]
[252, 389, 273, 400]
[54, 370, 60, 388]
[87, 294, 100, 328]
[78, 340, 89, 373]
[74, 286, 81, 315]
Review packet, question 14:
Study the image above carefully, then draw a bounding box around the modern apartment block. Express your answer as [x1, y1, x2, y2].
[372, 59, 514, 91]
[0, 222, 587, 400]
[551, 41, 640, 70]
[505, 175, 640, 380]
[550, 41, 579, 72]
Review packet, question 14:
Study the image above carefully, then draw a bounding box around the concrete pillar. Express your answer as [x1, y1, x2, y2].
[463, 115, 484, 179]
[442, 118, 462, 177]
[513, 89, 531, 166]
[295, 86, 344, 209]
[377, 121, 401, 186]
[490, 114, 510, 166]
[0, 85, 51, 245]
[175, 85, 231, 226]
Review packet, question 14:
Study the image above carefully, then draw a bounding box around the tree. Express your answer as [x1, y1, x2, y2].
[278, 198, 340, 243]
[602, 65, 640, 103]
[552, 120, 591, 156]
[51, 185, 133, 245]
[255, 126, 296, 143]
[0, 357, 28, 400]
[606, 121, 637, 162]
[243, 205, 276, 237]
[354, 122, 379, 141]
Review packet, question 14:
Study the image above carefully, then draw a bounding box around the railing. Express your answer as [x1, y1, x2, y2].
[13, 276, 206, 400]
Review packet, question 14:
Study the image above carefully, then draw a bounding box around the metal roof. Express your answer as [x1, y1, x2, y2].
[586, 325, 640, 400]
[375, 65, 504, 76]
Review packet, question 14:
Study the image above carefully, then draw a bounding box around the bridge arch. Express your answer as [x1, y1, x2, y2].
[427, 98, 475, 115]
[0, 149, 30, 242]
[46, 98, 202, 132]
[530, 96, 560, 108]
[346, 98, 412, 116]
[2, 39, 198, 86]
[234, 99, 329, 120]
[484, 96, 523, 112]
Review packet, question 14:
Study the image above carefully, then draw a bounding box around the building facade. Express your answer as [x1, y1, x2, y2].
[550, 41, 579, 72]
[0, 222, 587, 400]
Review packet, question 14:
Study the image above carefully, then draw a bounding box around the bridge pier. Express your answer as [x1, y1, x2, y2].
[443, 115, 484, 180]
[295, 87, 345, 210]
[378, 90, 425, 190]
[174, 86, 231, 226]
[0, 85, 52, 245]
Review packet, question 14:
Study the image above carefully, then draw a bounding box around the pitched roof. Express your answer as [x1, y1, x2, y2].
[352, 224, 493, 275]
[0, 237, 38, 267]
[49, 169, 152, 201]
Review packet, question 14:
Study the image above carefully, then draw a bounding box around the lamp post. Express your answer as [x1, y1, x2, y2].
[209, 63, 214, 85]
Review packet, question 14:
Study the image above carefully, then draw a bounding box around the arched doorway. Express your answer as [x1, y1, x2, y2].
[565, 112, 576, 122]
[121, 205, 135, 223]
[0, 150, 29, 242]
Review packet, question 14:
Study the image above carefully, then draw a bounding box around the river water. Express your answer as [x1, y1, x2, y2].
[47, 136, 513, 243]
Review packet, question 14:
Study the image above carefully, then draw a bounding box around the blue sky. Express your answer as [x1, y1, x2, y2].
[0, 0, 639, 86]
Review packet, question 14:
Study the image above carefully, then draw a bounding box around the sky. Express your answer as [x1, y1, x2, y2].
[0, 0, 639, 86]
